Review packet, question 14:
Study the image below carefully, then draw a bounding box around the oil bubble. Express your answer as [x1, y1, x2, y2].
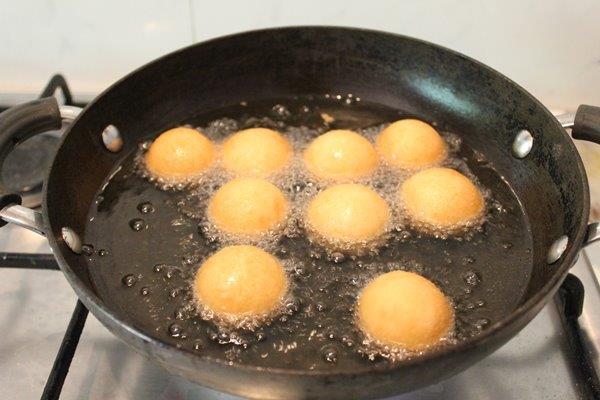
[183, 255, 197, 265]
[463, 270, 481, 286]
[322, 346, 338, 363]
[140, 287, 150, 296]
[462, 256, 475, 265]
[272, 104, 291, 119]
[341, 336, 355, 347]
[137, 202, 155, 214]
[292, 182, 306, 193]
[330, 252, 346, 264]
[276, 247, 288, 258]
[207, 328, 219, 342]
[81, 244, 94, 256]
[153, 264, 164, 273]
[174, 307, 186, 319]
[129, 218, 147, 231]
[285, 298, 301, 314]
[121, 274, 136, 287]
[98, 249, 109, 257]
[218, 331, 231, 343]
[294, 265, 309, 277]
[169, 323, 184, 338]
[476, 318, 490, 330]
[316, 302, 327, 312]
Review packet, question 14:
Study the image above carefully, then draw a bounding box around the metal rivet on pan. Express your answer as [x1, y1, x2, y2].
[512, 129, 533, 158]
[547, 235, 568, 264]
[101, 125, 123, 153]
[61, 227, 82, 254]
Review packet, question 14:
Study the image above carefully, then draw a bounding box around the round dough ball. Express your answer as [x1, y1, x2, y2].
[400, 167, 484, 229]
[303, 130, 379, 181]
[376, 119, 447, 169]
[207, 178, 288, 235]
[222, 128, 292, 177]
[306, 184, 390, 245]
[357, 270, 453, 350]
[145, 127, 215, 180]
[194, 245, 288, 318]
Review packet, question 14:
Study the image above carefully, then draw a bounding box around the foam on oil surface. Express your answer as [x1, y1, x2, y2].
[83, 97, 533, 370]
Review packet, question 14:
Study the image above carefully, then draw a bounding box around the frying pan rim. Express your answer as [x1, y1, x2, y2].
[43, 25, 590, 378]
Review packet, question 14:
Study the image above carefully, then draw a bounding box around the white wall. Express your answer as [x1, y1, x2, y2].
[1, 0, 599, 110]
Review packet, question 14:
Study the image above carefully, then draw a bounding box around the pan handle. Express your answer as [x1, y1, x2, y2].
[0, 96, 81, 232]
[557, 105, 600, 247]
[584, 223, 600, 248]
[557, 105, 600, 134]
[0, 204, 45, 235]
[571, 105, 600, 144]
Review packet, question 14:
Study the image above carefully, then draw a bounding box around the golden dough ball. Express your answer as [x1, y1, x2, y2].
[400, 167, 484, 228]
[303, 130, 379, 181]
[194, 245, 288, 318]
[357, 270, 453, 350]
[306, 184, 390, 244]
[222, 128, 292, 177]
[376, 119, 447, 169]
[145, 127, 215, 180]
[207, 178, 288, 235]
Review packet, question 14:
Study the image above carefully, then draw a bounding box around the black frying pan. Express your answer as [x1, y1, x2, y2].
[1, 27, 600, 399]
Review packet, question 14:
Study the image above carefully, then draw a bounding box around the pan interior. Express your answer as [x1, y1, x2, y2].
[83, 97, 533, 371]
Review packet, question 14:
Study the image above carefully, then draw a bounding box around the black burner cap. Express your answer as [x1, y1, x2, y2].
[1, 133, 60, 208]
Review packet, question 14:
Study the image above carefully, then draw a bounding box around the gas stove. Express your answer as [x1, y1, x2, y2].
[0, 76, 599, 400]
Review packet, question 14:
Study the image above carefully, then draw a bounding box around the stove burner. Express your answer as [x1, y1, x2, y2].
[0, 74, 73, 208]
[1, 133, 60, 207]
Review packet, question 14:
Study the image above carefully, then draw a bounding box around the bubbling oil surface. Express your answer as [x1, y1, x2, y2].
[83, 97, 533, 371]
